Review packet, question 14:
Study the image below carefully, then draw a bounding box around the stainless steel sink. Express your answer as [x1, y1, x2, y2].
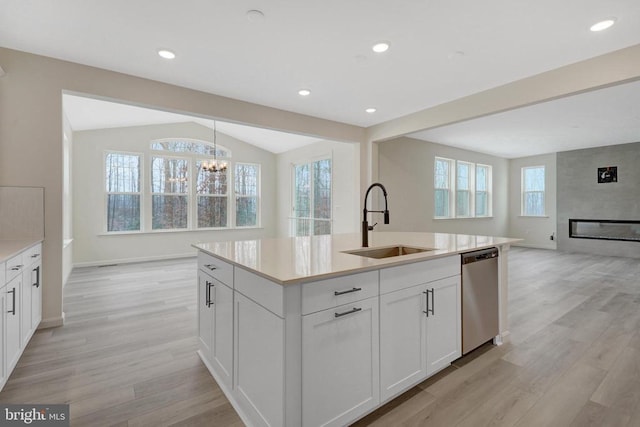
[343, 245, 435, 259]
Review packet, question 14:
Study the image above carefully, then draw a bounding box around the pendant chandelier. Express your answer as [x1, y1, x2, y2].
[201, 121, 227, 173]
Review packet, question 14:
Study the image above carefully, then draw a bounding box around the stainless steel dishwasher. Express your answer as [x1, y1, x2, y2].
[461, 247, 499, 355]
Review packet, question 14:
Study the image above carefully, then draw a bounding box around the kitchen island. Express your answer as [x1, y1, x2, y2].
[193, 232, 518, 427]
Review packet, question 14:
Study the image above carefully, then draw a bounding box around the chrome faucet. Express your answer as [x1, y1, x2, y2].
[362, 183, 389, 247]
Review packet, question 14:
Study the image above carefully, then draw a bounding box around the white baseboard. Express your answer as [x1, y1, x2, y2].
[73, 253, 196, 268]
[512, 242, 556, 250]
[39, 314, 64, 329]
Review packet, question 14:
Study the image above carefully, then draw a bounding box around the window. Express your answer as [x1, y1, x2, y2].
[196, 161, 228, 228]
[151, 157, 189, 229]
[522, 166, 545, 216]
[434, 157, 492, 219]
[456, 161, 472, 217]
[434, 158, 452, 218]
[475, 164, 491, 217]
[292, 158, 332, 236]
[235, 163, 259, 227]
[104, 138, 261, 233]
[105, 152, 141, 231]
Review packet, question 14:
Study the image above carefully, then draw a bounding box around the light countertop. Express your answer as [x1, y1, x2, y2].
[193, 232, 520, 285]
[0, 239, 43, 263]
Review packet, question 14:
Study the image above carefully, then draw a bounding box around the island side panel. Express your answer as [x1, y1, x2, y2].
[497, 244, 510, 344]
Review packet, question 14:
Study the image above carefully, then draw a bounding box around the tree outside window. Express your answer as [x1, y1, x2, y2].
[105, 152, 141, 232]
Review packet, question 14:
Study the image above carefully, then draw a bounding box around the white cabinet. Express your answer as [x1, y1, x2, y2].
[302, 297, 379, 427]
[426, 276, 461, 375]
[30, 263, 42, 329]
[1, 242, 43, 391]
[380, 285, 427, 401]
[5, 275, 22, 373]
[234, 291, 284, 427]
[197, 272, 214, 359]
[211, 277, 233, 390]
[197, 269, 233, 391]
[379, 257, 461, 402]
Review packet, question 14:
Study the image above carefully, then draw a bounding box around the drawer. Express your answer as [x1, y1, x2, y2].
[198, 252, 233, 286]
[235, 267, 284, 317]
[380, 255, 460, 295]
[5, 253, 25, 282]
[23, 243, 42, 266]
[302, 270, 378, 315]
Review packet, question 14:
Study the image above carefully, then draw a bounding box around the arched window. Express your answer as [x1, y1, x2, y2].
[150, 138, 231, 159]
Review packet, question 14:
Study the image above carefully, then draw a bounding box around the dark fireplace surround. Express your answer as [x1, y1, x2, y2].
[569, 219, 640, 243]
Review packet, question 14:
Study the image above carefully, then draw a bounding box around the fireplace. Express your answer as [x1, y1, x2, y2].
[569, 219, 640, 242]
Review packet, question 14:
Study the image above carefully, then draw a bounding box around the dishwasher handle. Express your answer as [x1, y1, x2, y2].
[461, 248, 498, 265]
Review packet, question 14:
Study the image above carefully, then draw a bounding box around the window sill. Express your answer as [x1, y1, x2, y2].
[518, 215, 550, 218]
[433, 216, 494, 220]
[99, 227, 263, 236]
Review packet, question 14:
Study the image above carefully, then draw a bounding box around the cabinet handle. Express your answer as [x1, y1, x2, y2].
[334, 287, 362, 296]
[423, 289, 435, 317]
[33, 266, 40, 288]
[206, 281, 215, 307]
[334, 307, 362, 318]
[204, 264, 218, 271]
[31, 253, 40, 258]
[10, 265, 23, 271]
[8, 288, 16, 315]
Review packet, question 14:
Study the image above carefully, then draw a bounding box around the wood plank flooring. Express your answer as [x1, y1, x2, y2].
[1, 248, 639, 426]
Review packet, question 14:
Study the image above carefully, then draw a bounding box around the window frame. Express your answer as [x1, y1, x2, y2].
[150, 154, 191, 231]
[234, 162, 261, 229]
[194, 157, 230, 230]
[433, 157, 493, 219]
[104, 150, 143, 233]
[521, 165, 546, 217]
[290, 156, 333, 237]
[475, 164, 492, 217]
[434, 157, 454, 219]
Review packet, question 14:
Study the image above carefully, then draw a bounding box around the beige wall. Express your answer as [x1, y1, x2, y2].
[276, 140, 360, 237]
[73, 122, 277, 266]
[0, 47, 365, 327]
[508, 153, 557, 249]
[377, 137, 509, 237]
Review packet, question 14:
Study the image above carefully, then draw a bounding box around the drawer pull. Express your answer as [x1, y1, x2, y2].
[8, 288, 16, 315]
[10, 265, 23, 271]
[204, 264, 218, 271]
[31, 253, 40, 258]
[206, 281, 215, 307]
[334, 287, 362, 296]
[334, 307, 362, 318]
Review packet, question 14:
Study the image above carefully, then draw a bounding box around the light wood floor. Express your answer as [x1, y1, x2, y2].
[2, 248, 640, 426]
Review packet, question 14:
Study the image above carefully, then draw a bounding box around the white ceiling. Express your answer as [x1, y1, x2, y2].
[410, 79, 640, 159]
[3, 1, 640, 157]
[63, 95, 323, 154]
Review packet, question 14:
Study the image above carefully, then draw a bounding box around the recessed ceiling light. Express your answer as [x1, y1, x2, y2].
[246, 9, 265, 22]
[365, 108, 377, 114]
[157, 49, 176, 59]
[298, 89, 311, 96]
[590, 18, 616, 32]
[372, 42, 390, 53]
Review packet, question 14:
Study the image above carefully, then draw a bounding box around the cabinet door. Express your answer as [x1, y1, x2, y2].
[426, 276, 461, 375]
[302, 297, 379, 427]
[380, 285, 427, 402]
[234, 292, 284, 427]
[21, 268, 33, 346]
[197, 272, 214, 361]
[211, 280, 233, 390]
[6, 276, 22, 372]
[30, 263, 42, 329]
